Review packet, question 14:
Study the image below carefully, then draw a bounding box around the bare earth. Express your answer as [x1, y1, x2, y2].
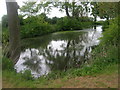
[2, 73, 118, 88]
[61, 74, 118, 88]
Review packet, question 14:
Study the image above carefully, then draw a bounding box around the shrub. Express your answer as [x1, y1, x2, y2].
[79, 16, 93, 22]
[21, 70, 33, 80]
[100, 18, 118, 45]
[57, 17, 94, 31]
[57, 17, 82, 31]
[2, 57, 14, 71]
[46, 70, 66, 80]
[2, 28, 9, 45]
[21, 15, 55, 38]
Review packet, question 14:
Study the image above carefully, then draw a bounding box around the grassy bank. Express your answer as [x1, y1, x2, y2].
[2, 63, 118, 88]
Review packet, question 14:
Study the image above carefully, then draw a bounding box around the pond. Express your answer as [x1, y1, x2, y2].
[15, 26, 103, 78]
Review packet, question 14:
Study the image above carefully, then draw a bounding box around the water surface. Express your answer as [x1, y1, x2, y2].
[15, 26, 102, 78]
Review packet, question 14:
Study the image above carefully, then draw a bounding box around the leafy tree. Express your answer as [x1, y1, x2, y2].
[52, 1, 90, 18]
[45, 17, 58, 24]
[39, 13, 48, 21]
[19, 15, 24, 25]
[50, 17, 58, 24]
[20, 1, 90, 19]
[100, 18, 118, 45]
[98, 2, 118, 20]
[20, 2, 38, 17]
[57, 17, 82, 31]
[91, 2, 119, 21]
[21, 15, 54, 38]
[20, 1, 52, 17]
[37, 1, 52, 14]
[2, 15, 24, 28]
[91, 2, 99, 23]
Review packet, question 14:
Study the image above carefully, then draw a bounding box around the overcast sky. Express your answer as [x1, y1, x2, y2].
[0, 0, 7, 21]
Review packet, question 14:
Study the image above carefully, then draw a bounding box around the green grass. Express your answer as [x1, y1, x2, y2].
[3, 62, 118, 88]
[54, 30, 84, 34]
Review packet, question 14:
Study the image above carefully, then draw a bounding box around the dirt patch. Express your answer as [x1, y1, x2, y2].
[2, 73, 118, 88]
[61, 74, 118, 88]
[2, 78, 14, 88]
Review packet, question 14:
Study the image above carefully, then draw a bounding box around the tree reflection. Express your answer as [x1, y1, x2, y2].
[16, 26, 102, 77]
[43, 31, 94, 71]
[22, 49, 41, 73]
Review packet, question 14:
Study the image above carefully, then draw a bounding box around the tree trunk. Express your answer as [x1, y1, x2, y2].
[94, 15, 97, 24]
[65, 2, 70, 18]
[72, 2, 75, 17]
[6, 1, 20, 64]
[106, 16, 109, 25]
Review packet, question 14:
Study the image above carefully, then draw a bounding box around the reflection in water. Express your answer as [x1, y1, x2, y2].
[15, 26, 103, 78]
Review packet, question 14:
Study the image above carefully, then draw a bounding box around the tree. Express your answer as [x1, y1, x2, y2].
[20, 2, 38, 17]
[98, 2, 118, 20]
[52, 1, 90, 18]
[20, 1, 90, 19]
[91, 2, 99, 23]
[91, 2, 118, 21]
[37, 1, 52, 14]
[6, 0, 20, 64]
[20, 1, 52, 17]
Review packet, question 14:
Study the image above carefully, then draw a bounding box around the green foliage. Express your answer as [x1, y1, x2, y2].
[100, 18, 118, 45]
[2, 28, 9, 45]
[69, 44, 118, 76]
[2, 15, 9, 48]
[47, 17, 58, 24]
[97, 2, 118, 20]
[79, 16, 93, 22]
[80, 22, 93, 29]
[91, 2, 118, 21]
[57, 17, 81, 31]
[53, 2, 90, 18]
[91, 2, 99, 22]
[3, 70, 36, 88]
[2, 15, 8, 28]
[73, 18, 118, 76]
[21, 70, 33, 80]
[101, 20, 109, 30]
[57, 17, 93, 31]
[2, 13, 94, 45]
[20, 2, 38, 17]
[64, 18, 118, 77]
[2, 57, 14, 71]
[95, 21, 105, 25]
[46, 70, 66, 80]
[21, 15, 55, 38]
